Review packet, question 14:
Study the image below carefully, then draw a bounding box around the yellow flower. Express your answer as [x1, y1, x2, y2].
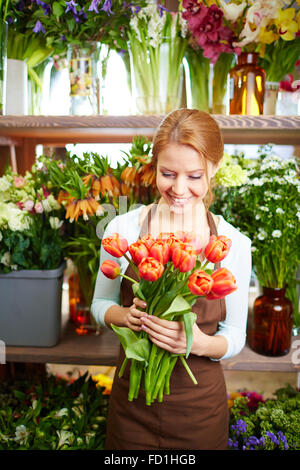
[259, 25, 278, 44]
[92, 373, 113, 395]
[275, 8, 299, 41]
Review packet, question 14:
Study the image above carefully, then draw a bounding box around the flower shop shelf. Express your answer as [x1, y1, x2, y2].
[0, 115, 300, 175]
[5, 313, 300, 372]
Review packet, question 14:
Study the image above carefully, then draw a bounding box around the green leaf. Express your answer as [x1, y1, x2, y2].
[160, 295, 191, 319]
[53, 1, 64, 16]
[153, 279, 187, 316]
[110, 325, 150, 364]
[183, 312, 197, 358]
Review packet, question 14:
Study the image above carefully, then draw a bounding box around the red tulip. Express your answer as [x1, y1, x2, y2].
[206, 268, 237, 299]
[138, 257, 164, 282]
[100, 260, 120, 279]
[140, 234, 155, 251]
[149, 240, 170, 265]
[204, 235, 232, 263]
[188, 270, 214, 296]
[128, 240, 149, 265]
[172, 243, 197, 272]
[102, 233, 128, 258]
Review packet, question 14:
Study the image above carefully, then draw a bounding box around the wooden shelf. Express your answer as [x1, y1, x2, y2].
[5, 313, 300, 372]
[0, 114, 299, 145]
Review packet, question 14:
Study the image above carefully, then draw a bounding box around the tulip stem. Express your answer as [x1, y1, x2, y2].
[123, 253, 140, 277]
[201, 260, 209, 270]
[119, 273, 138, 284]
[179, 355, 198, 385]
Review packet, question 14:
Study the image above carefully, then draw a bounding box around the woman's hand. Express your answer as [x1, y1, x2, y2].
[124, 297, 147, 332]
[140, 314, 207, 356]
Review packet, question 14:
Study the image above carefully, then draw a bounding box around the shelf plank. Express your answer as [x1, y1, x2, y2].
[5, 313, 300, 372]
[0, 115, 299, 145]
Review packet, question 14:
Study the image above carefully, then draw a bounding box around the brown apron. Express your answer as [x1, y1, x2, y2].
[104, 205, 229, 450]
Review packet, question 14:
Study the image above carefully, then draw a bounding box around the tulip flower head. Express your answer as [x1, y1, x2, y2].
[100, 260, 121, 279]
[102, 233, 128, 258]
[149, 240, 170, 265]
[206, 267, 237, 299]
[204, 235, 232, 263]
[138, 257, 164, 282]
[129, 240, 150, 265]
[188, 270, 214, 296]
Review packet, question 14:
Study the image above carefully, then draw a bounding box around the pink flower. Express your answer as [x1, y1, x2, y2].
[23, 200, 34, 212]
[13, 176, 25, 188]
[34, 202, 44, 214]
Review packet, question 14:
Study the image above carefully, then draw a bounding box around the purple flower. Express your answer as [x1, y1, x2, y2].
[65, 0, 77, 15]
[35, 0, 51, 15]
[88, 0, 100, 13]
[157, 4, 169, 17]
[101, 0, 113, 15]
[266, 431, 279, 446]
[33, 20, 46, 34]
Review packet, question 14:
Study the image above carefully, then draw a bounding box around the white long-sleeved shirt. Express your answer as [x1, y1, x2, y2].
[91, 205, 252, 360]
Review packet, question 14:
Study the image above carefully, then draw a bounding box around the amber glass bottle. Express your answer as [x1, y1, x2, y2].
[229, 52, 265, 115]
[252, 287, 293, 356]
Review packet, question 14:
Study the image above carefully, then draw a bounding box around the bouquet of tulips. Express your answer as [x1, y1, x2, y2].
[100, 230, 237, 405]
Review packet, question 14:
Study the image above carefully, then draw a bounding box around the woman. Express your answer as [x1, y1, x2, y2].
[91, 109, 252, 450]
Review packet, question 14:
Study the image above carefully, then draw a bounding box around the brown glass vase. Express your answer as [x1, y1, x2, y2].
[229, 52, 265, 115]
[252, 287, 293, 356]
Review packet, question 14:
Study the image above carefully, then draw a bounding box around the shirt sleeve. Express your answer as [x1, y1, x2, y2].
[212, 233, 252, 361]
[91, 216, 127, 327]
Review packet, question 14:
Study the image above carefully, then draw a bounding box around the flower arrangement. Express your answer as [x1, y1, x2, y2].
[0, 166, 64, 272]
[228, 385, 300, 450]
[181, 0, 300, 112]
[0, 372, 109, 450]
[100, 229, 237, 405]
[128, 2, 188, 114]
[211, 144, 300, 327]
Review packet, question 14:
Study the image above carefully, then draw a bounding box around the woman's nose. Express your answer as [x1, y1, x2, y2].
[172, 177, 186, 196]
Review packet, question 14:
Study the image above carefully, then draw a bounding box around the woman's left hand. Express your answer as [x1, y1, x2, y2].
[140, 314, 206, 356]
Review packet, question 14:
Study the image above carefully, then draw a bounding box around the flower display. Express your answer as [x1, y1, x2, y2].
[100, 230, 237, 405]
[211, 144, 300, 328]
[228, 385, 300, 450]
[0, 166, 64, 272]
[128, 2, 188, 113]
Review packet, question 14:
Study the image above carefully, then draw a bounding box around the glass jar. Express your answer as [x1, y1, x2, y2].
[252, 287, 293, 356]
[229, 52, 265, 115]
[67, 42, 108, 115]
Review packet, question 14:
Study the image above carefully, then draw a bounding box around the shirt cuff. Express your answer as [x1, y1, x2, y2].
[91, 300, 120, 328]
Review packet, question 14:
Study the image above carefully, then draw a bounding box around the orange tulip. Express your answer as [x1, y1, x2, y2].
[149, 240, 170, 265]
[102, 233, 128, 258]
[206, 268, 237, 299]
[128, 240, 149, 265]
[172, 243, 197, 272]
[140, 234, 155, 251]
[188, 270, 214, 296]
[204, 235, 232, 263]
[182, 231, 203, 255]
[138, 257, 164, 282]
[100, 260, 120, 279]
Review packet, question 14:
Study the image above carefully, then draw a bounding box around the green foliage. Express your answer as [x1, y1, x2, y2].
[0, 372, 109, 450]
[228, 385, 300, 450]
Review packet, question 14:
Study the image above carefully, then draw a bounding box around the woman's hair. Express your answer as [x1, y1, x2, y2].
[152, 108, 224, 207]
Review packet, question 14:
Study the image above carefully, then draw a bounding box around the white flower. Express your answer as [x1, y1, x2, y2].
[219, 0, 247, 21]
[257, 229, 267, 241]
[276, 208, 284, 215]
[54, 408, 68, 418]
[0, 176, 11, 192]
[56, 430, 74, 449]
[42, 194, 60, 213]
[15, 425, 30, 445]
[260, 206, 269, 211]
[49, 216, 63, 230]
[296, 211, 300, 221]
[1, 252, 11, 267]
[272, 230, 282, 238]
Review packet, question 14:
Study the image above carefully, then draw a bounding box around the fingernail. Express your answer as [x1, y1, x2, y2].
[142, 302, 147, 307]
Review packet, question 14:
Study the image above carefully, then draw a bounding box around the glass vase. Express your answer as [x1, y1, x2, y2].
[0, 20, 8, 115]
[67, 42, 108, 115]
[129, 36, 186, 115]
[229, 52, 265, 115]
[252, 287, 293, 357]
[68, 271, 100, 336]
[212, 52, 235, 114]
[184, 46, 210, 112]
[263, 81, 279, 115]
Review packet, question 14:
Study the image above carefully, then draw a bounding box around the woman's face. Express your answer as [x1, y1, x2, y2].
[156, 142, 218, 214]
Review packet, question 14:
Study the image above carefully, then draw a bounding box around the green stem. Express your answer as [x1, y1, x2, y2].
[179, 355, 198, 385]
[123, 253, 139, 277]
[119, 273, 137, 284]
[118, 357, 128, 378]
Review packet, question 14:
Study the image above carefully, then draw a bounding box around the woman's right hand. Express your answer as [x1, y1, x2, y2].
[124, 298, 147, 332]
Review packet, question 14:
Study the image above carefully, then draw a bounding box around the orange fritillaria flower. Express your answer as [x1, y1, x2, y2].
[65, 197, 104, 222]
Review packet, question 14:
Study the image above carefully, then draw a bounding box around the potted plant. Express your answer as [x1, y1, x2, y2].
[0, 164, 65, 347]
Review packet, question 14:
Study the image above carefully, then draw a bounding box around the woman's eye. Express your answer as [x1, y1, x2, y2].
[189, 175, 202, 180]
[162, 173, 175, 178]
